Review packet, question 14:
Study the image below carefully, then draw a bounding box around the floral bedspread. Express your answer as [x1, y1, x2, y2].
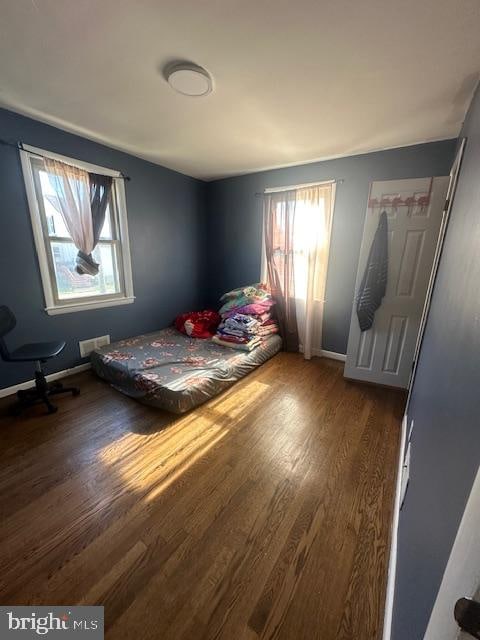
[90, 326, 282, 413]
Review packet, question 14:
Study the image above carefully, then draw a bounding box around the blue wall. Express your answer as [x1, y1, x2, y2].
[0, 108, 206, 389]
[0, 106, 457, 391]
[205, 140, 456, 354]
[392, 87, 480, 639]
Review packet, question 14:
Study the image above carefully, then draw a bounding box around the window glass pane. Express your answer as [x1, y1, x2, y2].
[93, 242, 120, 291]
[293, 198, 327, 300]
[50, 241, 120, 300]
[100, 203, 113, 239]
[39, 170, 70, 238]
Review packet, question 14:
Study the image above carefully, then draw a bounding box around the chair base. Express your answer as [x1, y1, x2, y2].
[10, 374, 80, 415]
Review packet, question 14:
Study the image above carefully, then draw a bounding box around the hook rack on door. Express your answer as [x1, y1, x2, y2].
[368, 178, 433, 215]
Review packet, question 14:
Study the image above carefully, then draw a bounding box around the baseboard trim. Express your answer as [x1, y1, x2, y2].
[300, 346, 347, 361]
[382, 412, 408, 640]
[0, 362, 91, 399]
[307, 348, 346, 361]
[317, 349, 346, 362]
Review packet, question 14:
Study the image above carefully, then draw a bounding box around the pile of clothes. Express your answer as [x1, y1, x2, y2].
[175, 310, 221, 339]
[212, 283, 279, 351]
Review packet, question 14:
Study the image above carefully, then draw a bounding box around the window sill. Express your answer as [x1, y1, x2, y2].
[45, 296, 135, 316]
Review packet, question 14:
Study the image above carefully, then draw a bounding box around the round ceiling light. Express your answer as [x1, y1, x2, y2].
[165, 62, 213, 97]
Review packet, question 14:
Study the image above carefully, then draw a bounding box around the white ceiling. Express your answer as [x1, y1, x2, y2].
[0, 0, 479, 180]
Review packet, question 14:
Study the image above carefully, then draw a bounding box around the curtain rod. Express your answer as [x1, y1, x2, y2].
[0, 138, 131, 181]
[255, 178, 343, 197]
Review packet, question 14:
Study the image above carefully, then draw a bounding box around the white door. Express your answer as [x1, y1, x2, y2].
[424, 465, 480, 640]
[344, 176, 449, 388]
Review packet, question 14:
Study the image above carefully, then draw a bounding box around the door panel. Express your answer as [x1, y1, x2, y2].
[382, 315, 407, 374]
[396, 230, 424, 297]
[344, 176, 449, 388]
[356, 329, 376, 369]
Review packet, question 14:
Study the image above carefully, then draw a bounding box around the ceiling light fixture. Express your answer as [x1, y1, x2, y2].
[164, 62, 213, 97]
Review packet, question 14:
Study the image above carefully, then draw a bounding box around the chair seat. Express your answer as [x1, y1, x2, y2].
[9, 341, 66, 362]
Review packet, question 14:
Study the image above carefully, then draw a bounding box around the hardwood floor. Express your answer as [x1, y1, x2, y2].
[0, 354, 405, 639]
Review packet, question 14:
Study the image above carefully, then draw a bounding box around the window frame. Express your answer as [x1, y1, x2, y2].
[20, 144, 135, 315]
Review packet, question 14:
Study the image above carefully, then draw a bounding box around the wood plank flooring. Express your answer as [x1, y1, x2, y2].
[0, 353, 405, 639]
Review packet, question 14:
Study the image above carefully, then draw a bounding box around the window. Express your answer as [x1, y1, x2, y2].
[21, 145, 134, 315]
[260, 181, 336, 359]
[261, 182, 335, 302]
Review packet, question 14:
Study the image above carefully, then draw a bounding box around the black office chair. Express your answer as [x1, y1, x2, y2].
[0, 305, 80, 414]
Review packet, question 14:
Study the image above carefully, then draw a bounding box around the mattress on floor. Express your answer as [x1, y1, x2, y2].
[90, 327, 282, 413]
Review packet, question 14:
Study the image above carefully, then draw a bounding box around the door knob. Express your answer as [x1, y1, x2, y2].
[455, 597, 480, 638]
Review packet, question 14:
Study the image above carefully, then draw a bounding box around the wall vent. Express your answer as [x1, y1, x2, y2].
[79, 335, 110, 358]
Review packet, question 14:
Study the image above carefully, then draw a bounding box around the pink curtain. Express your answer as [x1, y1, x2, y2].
[263, 190, 299, 352]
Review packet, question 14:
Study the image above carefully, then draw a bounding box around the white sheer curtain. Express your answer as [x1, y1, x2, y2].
[44, 158, 94, 258]
[294, 184, 335, 358]
[262, 182, 336, 359]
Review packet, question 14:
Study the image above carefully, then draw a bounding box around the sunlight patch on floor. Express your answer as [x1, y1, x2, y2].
[203, 379, 271, 419]
[97, 380, 271, 496]
[143, 428, 230, 503]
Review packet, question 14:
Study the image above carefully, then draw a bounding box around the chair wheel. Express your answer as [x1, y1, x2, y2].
[47, 404, 58, 414]
[73, 388, 80, 396]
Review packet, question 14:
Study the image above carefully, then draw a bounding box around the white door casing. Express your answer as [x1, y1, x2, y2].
[405, 139, 466, 411]
[344, 176, 449, 389]
[424, 465, 480, 640]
